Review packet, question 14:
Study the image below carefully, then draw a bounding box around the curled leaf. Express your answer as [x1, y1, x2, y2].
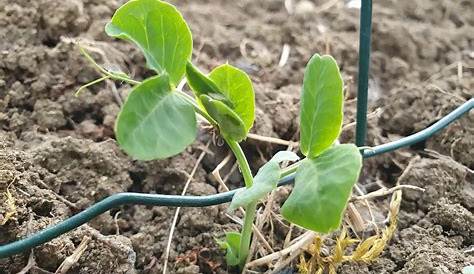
[218, 232, 241, 266]
[200, 94, 247, 141]
[229, 151, 299, 211]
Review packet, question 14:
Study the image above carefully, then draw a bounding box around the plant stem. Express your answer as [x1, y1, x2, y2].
[226, 140, 253, 188]
[75, 75, 111, 96]
[225, 138, 255, 268]
[281, 161, 301, 178]
[239, 201, 256, 267]
[78, 44, 218, 127]
[78, 45, 141, 85]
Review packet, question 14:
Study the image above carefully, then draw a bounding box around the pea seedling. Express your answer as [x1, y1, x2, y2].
[79, 0, 362, 270]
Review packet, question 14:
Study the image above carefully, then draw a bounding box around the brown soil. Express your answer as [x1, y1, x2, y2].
[0, 0, 473, 273]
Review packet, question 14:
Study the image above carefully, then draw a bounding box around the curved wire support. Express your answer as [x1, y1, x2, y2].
[0, 98, 472, 258]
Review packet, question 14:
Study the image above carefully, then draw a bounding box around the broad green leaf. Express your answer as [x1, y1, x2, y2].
[200, 94, 247, 141]
[116, 75, 197, 160]
[105, 0, 192, 85]
[300, 54, 343, 158]
[221, 232, 241, 266]
[209, 64, 255, 133]
[229, 151, 299, 211]
[281, 144, 362, 233]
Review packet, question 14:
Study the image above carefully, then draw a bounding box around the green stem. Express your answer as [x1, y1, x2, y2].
[225, 138, 255, 268]
[281, 161, 301, 178]
[239, 202, 256, 267]
[78, 44, 218, 127]
[78, 45, 141, 85]
[75, 75, 111, 96]
[226, 140, 253, 188]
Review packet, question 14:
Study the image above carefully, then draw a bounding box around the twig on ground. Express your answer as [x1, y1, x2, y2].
[351, 185, 424, 201]
[422, 149, 473, 174]
[55, 236, 91, 274]
[246, 231, 315, 269]
[283, 224, 294, 249]
[17, 252, 36, 274]
[17, 214, 35, 274]
[113, 211, 121, 235]
[212, 152, 233, 192]
[428, 84, 465, 102]
[247, 133, 295, 146]
[107, 80, 123, 106]
[162, 142, 210, 274]
[450, 137, 462, 160]
[346, 203, 366, 235]
[315, 0, 340, 14]
[269, 250, 301, 274]
[278, 44, 291, 67]
[353, 184, 377, 233]
[342, 107, 383, 131]
[36, 180, 77, 210]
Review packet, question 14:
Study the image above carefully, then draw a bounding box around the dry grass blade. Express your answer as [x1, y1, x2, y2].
[278, 44, 291, 67]
[17, 214, 35, 274]
[55, 236, 91, 274]
[212, 152, 233, 192]
[342, 107, 383, 131]
[351, 184, 425, 201]
[1, 177, 17, 226]
[246, 231, 315, 269]
[247, 133, 295, 146]
[162, 142, 210, 274]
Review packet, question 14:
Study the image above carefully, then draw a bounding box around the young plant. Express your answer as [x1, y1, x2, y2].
[78, 0, 362, 270]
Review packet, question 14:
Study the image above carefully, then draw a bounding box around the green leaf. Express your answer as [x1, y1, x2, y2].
[281, 144, 362, 233]
[105, 0, 192, 85]
[300, 54, 344, 158]
[221, 232, 241, 266]
[185, 62, 232, 104]
[229, 151, 299, 211]
[200, 94, 247, 141]
[209, 64, 255, 133]
[115, 75, 197, 160]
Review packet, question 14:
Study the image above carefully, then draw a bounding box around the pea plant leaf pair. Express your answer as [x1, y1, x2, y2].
[228, 55, 362, 234]
[186, 62, 255, 142]
[80, 0, 363, 270]
[281, 55, 363, 233]
[106, 0, 254, 160]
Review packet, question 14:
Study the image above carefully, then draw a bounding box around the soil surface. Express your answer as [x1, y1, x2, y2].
[0, 0, 473, 273]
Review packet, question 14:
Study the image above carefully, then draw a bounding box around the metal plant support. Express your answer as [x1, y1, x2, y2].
[0, 0, 472, 258]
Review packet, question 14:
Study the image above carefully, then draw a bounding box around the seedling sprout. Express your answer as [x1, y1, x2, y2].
[77, 0, 362, 269]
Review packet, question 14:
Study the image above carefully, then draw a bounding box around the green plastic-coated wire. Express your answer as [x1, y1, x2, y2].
[0, 98, 472, 259]
[356, 0, 373, 147]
